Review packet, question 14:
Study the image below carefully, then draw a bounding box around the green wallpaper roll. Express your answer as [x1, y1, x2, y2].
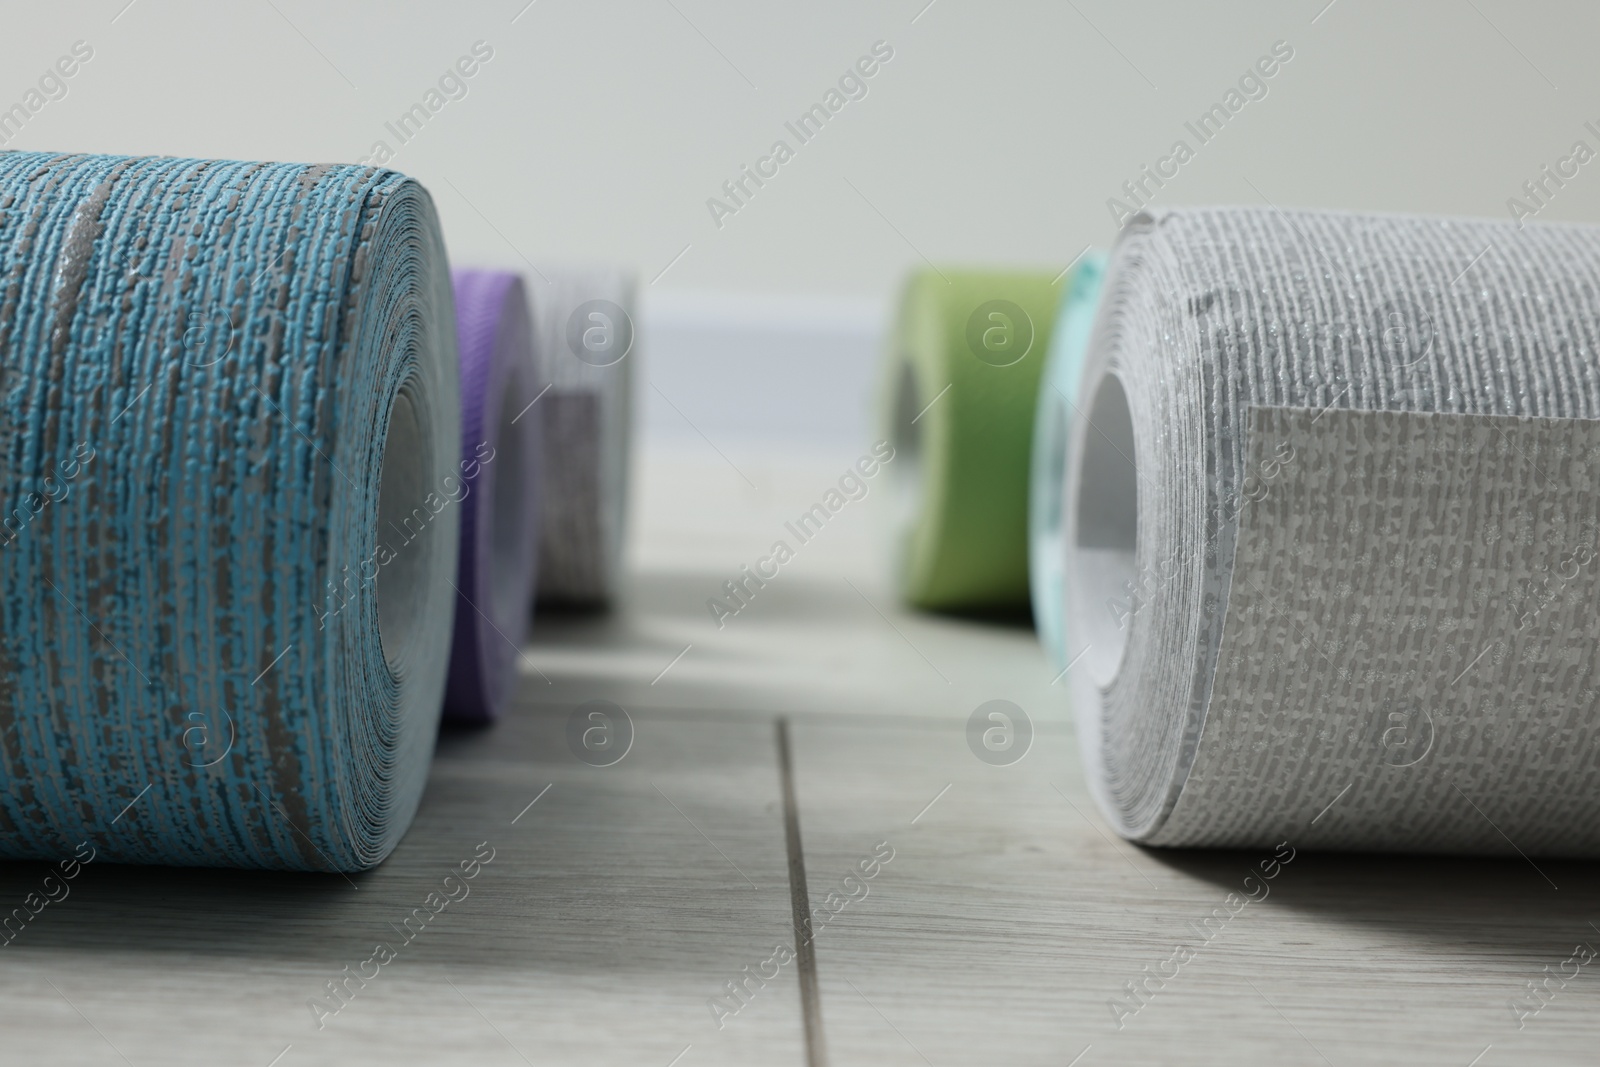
[884, 268, 1065, 611]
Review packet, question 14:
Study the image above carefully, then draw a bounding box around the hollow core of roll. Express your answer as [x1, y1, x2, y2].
[1073, 371, 1138, 685]
[489, 366, 529, 622]
[889, 360, 926, 538]
[376, 379, 433, 671]
[1036, 388, 1070, 550]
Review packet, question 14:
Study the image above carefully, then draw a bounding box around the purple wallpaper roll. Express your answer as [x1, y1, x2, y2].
[443, 270, 542, 723]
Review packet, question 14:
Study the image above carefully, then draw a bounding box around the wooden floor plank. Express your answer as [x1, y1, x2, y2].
[0, 705, 806, 1066]
[789, 714, 1600, 1066]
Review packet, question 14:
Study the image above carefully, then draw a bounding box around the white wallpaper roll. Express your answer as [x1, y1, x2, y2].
[1065, 206, 1600, 857]
[527, 267, 636, 608]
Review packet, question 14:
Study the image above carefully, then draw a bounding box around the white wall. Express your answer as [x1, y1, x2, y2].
[6, 0, 1598, 446]
[640, 290, 882, 452]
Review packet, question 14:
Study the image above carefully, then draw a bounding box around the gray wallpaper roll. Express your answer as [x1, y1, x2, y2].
[1064, 206, 1600, 857]
[527, 267, 636, 608]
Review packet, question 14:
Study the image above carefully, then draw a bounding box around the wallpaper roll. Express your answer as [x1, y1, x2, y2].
[0, 152, 459, 872]
[884, 268, 1064, 611]
[527, 267, 635, 608]
[1029, 252, 1106, 666]
[1065, 206, 1600, 857]
[443, 270, 541, 724]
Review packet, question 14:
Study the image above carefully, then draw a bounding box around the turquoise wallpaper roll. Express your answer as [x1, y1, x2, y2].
[0, 152, 460, 872]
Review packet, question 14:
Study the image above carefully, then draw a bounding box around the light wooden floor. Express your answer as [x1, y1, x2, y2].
[4, 449, 1599, 1065]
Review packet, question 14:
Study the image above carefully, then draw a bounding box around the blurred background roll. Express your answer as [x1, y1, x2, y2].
[1028, 252, 1106, 666]
[1066, 206, 1600, 857]
[528, 267, 636, 609]
[443, 270, 541, 724]
[0, 153, 459, 872]
[883, 268, 1064, 612]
